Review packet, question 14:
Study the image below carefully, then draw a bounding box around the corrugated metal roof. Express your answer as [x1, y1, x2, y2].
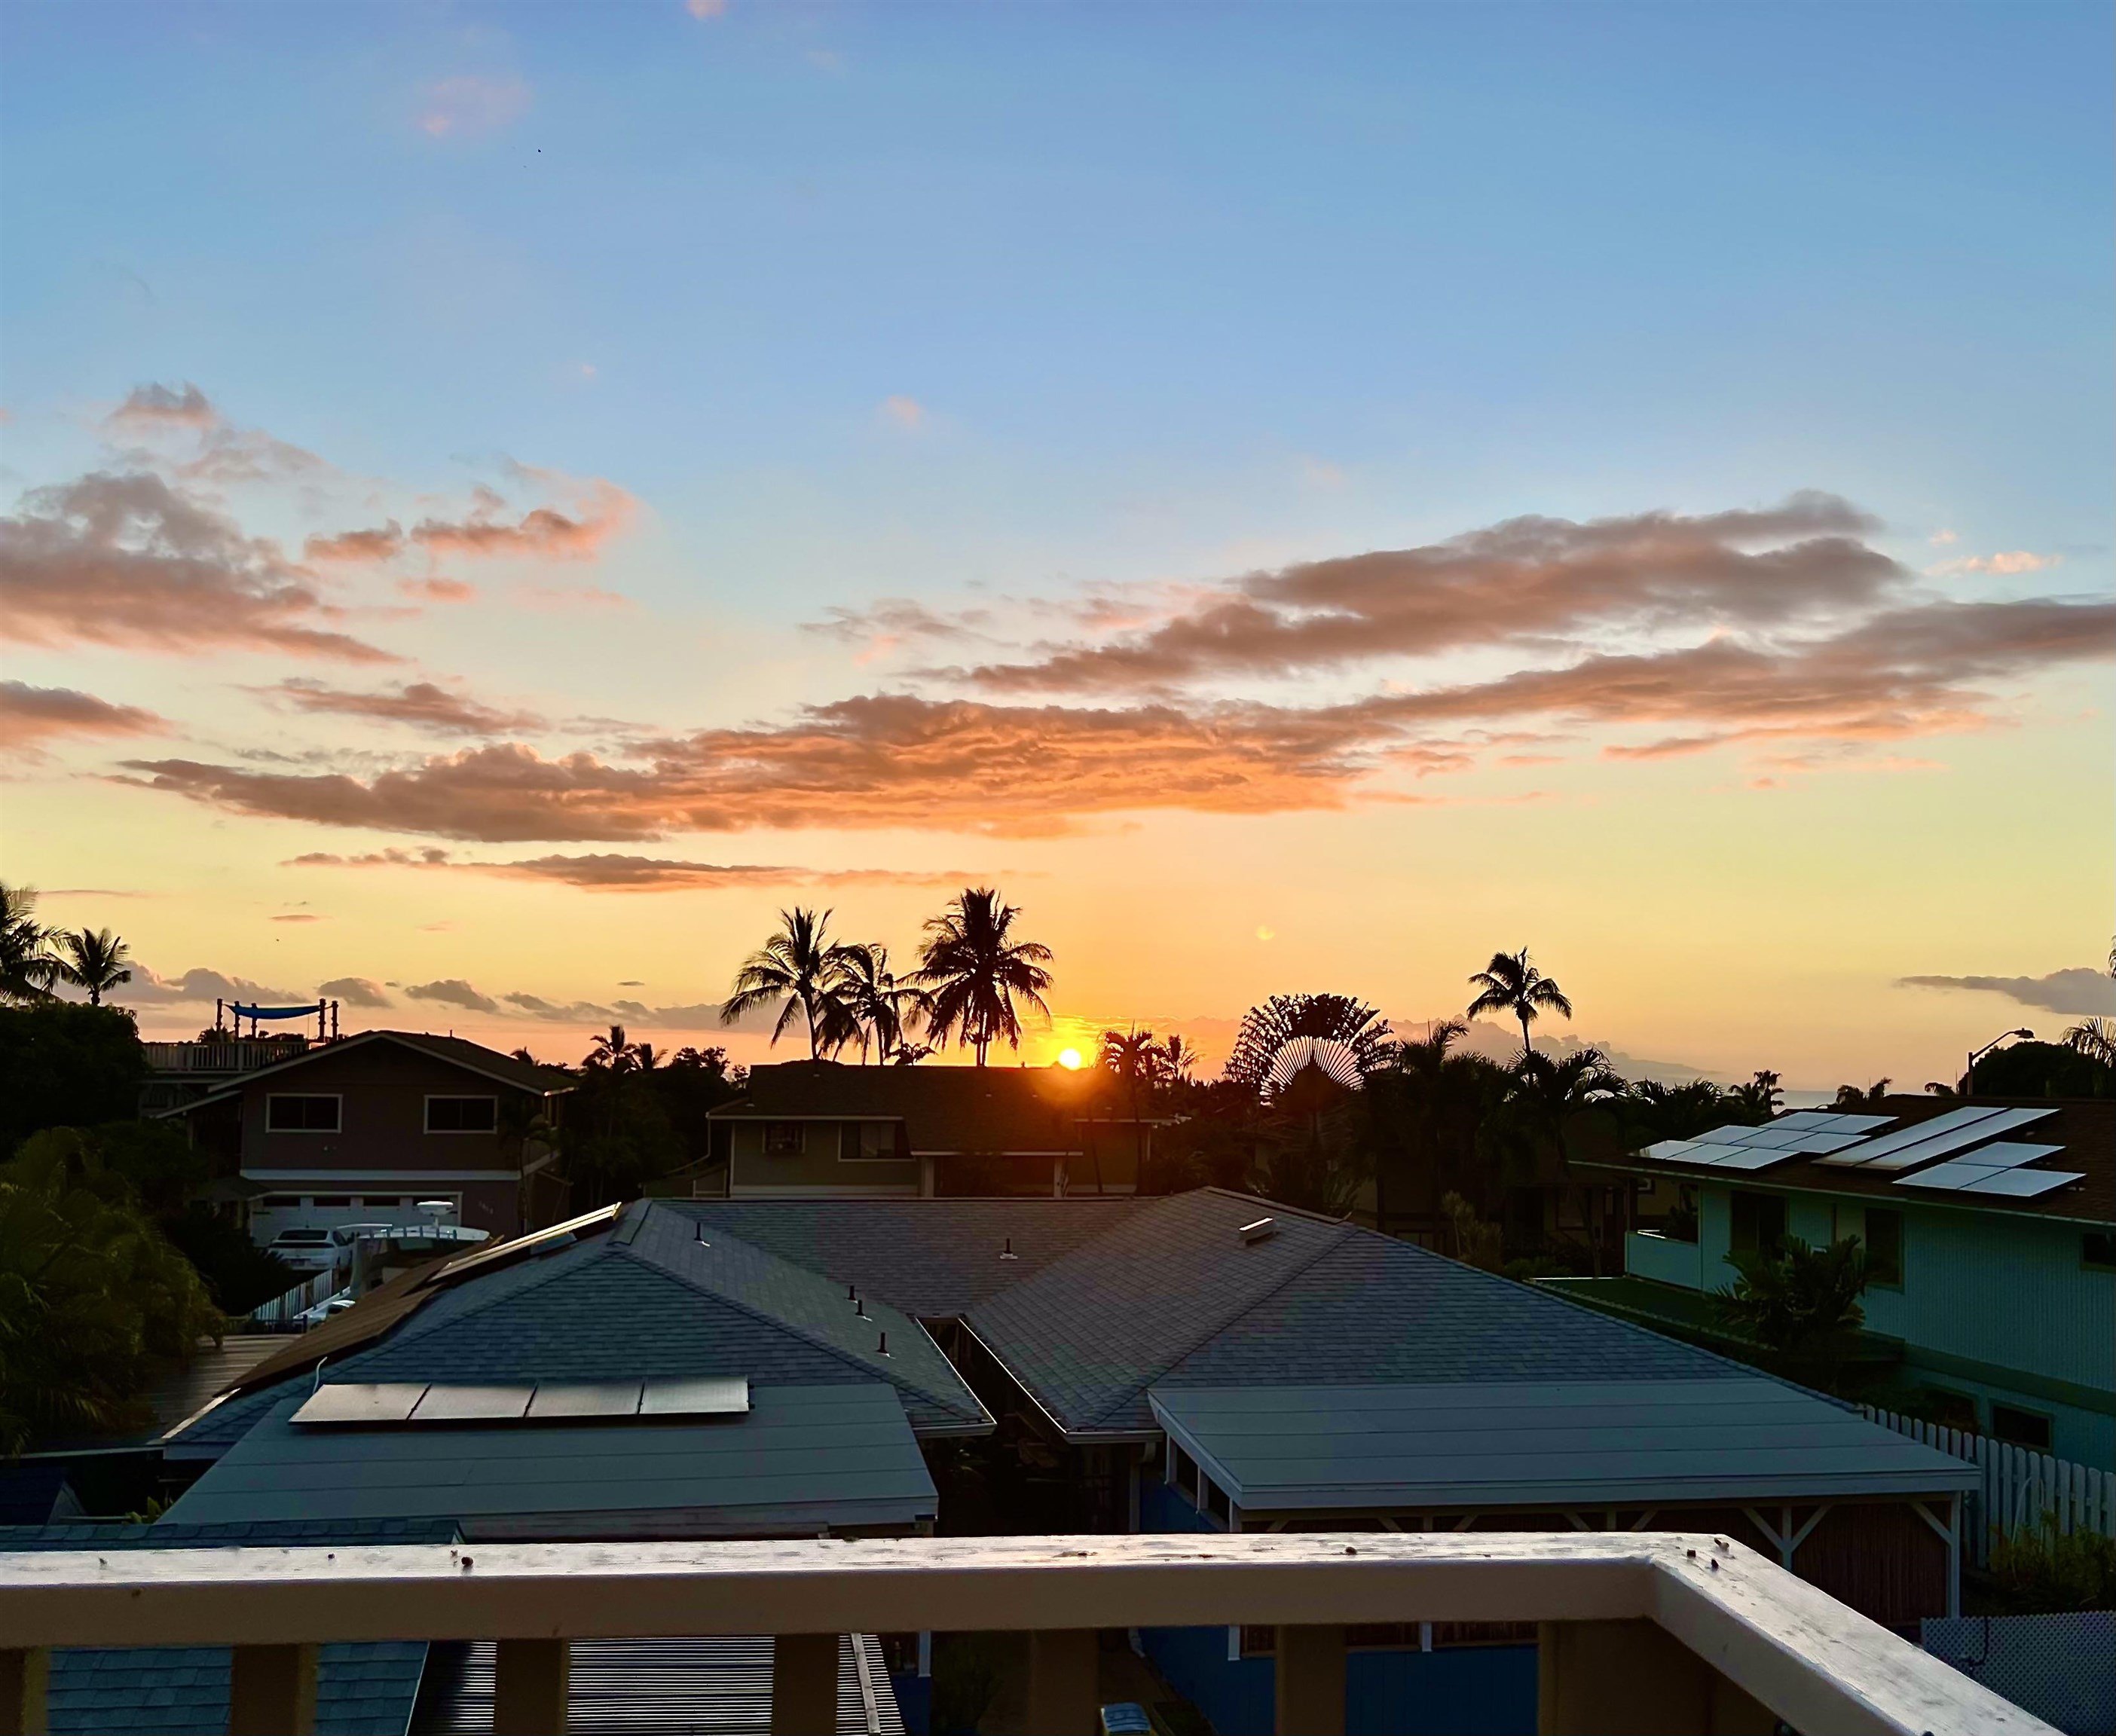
[1150, 1380, 1980, 1510]
[412, 1636, 905, 1735]
[160, 1383, 937, 1536]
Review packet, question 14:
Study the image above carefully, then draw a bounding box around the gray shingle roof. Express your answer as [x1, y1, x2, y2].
[674, 1197, 1149, 1316]
[47, 1643, 427, 1736]
[161, 1383, 937, 1537]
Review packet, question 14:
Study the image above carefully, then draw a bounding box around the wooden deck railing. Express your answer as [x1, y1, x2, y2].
[0, 1531, 2051, 1736]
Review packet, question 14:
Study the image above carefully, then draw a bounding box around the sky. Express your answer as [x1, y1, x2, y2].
[2, 1, 2111, 1089]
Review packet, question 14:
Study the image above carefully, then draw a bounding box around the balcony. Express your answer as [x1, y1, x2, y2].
[0, 1530, 2044, 1735]
[143, 1038, 311, 1076]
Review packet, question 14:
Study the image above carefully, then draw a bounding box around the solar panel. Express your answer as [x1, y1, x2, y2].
[1850, 1107, 2060, 1172]
[524, 1380, 644, 1420]
[1787, 1129, 1869, 1155]
[411, 1384, 535, 1423]
[1693, 1124, 1763, 1146]
[640, 1376, 751, 1418]
[1815, 1105, 2011, 1167]
[1692, 1146, 1796, 1172]
[1957, 1168, 2084, 1199]
[1644, 1138, 1707, 1163]
[291, 1383, 429, 1426]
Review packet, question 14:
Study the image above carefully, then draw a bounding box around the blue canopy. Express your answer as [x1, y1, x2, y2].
[229, 1002, 322, 1021]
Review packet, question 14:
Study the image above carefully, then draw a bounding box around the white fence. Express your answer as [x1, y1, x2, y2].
[1861, 1405, 2116, 1569]
[245, 1267, 339, 1331]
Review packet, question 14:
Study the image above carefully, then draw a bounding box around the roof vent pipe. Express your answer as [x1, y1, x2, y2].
[856, 1298, 867, 1319]
[877, 1332, 890, 1357]
[1000, 1237, 1018, 1261]
[1239, 1217, 1277, 1245]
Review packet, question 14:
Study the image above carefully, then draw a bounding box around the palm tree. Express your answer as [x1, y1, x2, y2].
[914, 888, 1054, 1065]
[0, 884, 58, 1004]
[836, 945, 930, 1065]
[1159, 1033, 1198, 1084]
[721, 908, 860, 1061]
[1099, 1026, 1166, 1197]
[1224, 994, 1393, 1095]
[54, 928, 132, 1007]
[1466, 947, 1573, 1055]
[1732, 1068, 1784, 1120]
[586, 1025, 642, 1074]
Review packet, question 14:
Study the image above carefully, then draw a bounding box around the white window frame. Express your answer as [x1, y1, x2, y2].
[424, 1094, 500, 1135]
[266, 1093, 342, 1134]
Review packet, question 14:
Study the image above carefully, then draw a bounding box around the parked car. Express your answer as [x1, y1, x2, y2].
[265, 1227, 336, 1271]
[329, 1221, 396, 1248]
[296, 1291, 356, 1330]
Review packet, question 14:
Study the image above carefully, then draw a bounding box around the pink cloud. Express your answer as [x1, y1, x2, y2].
[419, 75, 532, 139]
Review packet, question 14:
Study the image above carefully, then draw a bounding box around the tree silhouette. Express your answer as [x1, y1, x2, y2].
[54, 928, 132, 1007]
[1466, 947, 1573, 1055]
[0, 885, 57, 1004]
[915, 888, 1053, 1065]
[1099, 1026, 1166, 1197]
[1225, 994, 1392, 1094]
[721, 908, 860, 1060]
[837, 944, 931, 1065]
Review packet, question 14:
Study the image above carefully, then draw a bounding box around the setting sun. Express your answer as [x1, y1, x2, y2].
[1056, 1047, 1084, 1070]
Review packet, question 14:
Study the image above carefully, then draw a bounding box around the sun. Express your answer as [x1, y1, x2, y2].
[1056, 1047, 1084, 1070]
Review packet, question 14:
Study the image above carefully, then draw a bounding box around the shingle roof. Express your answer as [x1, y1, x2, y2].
[154, 1028, 570, 1118]
[161, 1384, 938, 1536]
[674, 1197, 1151, 1316]
[711, 1060, 1121, 1154]
[47, 1643, 428, 1736]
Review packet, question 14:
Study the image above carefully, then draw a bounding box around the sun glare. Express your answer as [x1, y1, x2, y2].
[1056, 1047, 1084, 1070]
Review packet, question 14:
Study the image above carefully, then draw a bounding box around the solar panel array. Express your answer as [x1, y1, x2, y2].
[1638, 1102, 2079, 1200]
[291, 1376, 751, 1429]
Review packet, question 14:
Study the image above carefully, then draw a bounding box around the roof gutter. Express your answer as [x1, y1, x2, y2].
[950, 1319, 1155, 1447]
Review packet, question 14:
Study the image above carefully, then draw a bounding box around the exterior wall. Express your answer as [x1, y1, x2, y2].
[235, 1041, 530, 1237]
[1625, 1179, 2116, 1464]
[727, 1120, 922, 1197]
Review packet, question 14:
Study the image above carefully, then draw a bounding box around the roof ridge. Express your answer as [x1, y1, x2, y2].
[1071, 1208, 1362, 1431]
[615, 1207, 980, 1424]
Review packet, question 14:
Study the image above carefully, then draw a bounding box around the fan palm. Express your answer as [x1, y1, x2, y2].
[1224, 994, 1393, 1095]
[54, 928, 132, 1007]
[1466, 947, 1573, 1055]
[0, 884, 58, 1004]
[915, 888, 1054, 1065]
[837, 945, 930, 1065]
[721, 908, 860, 1060]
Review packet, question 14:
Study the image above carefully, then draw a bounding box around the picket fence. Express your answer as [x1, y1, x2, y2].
[1860, 1404, 2116, 1570]
[246, 1267, 340, 1331]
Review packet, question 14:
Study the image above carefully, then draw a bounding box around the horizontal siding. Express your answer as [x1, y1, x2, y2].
[1904, 1209, 2113, 1394]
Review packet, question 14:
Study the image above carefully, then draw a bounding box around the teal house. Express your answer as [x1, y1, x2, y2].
[1577, 1097, 2114, 1467]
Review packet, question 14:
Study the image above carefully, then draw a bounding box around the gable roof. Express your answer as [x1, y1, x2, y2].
[153, 1029, 572, 1117]
[710, 1060, 1126, 1154]
[170, 1201, 986, 1453]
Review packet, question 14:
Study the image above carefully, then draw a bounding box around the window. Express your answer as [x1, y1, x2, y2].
[2084, 1232, 2116, 1273]
[1992, 1405, 2053, 1453]
[845, 1121, 897, 1161]
[267, 1094, 340, 1132]
[426, 1096, 498, 1133]
[763, 1122, 806, 1157]
[1925, 1389, 1979, 1433]
[1729, 1190, 1785, 1258]
[1664, 1184, 1699, 1245]
[1863, 1209, 1903, 1287]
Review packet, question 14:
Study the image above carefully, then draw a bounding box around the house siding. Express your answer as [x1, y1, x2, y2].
[729, 1120, 922, 1197]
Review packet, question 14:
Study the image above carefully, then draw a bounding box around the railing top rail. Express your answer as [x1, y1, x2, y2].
[0, 1532, 2047, 1736]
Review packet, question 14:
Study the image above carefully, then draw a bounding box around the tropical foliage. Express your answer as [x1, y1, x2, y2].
[1466, 947, 1573, 1054]
[0, 1003, 148, 1156]
[1224, 993, 1393, 1093]
[0, 1129, 225, 1453]
[915, 888, 1053, 1065]
[721, 908, 861, 1060]
[1713, 1235, 1869, 1360]
[0, 885, 59, 1004]
[54, 928, 133, 1006]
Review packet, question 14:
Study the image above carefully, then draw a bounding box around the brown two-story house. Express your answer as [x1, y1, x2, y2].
[159, 1031, 570, 1243]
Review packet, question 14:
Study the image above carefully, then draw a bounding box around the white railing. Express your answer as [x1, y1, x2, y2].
[1860, 1405, 2116, 1569]
[1623, 1228, 1708, 1290]
[245, 1268, 340, 1331]
[142, 1039, 308, 1074]
[0, 1532, 2053, 1736]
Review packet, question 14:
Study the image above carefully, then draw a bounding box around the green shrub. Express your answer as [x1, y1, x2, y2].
[1985, 1514, 2116, 1614]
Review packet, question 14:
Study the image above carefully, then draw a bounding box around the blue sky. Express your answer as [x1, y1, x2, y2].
[2, 2, 2110, 1082]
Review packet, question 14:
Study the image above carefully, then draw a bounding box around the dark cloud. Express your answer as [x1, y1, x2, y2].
[0, 472, 395, 662]
[318, 977, 393, 1008]
[403, 978, 502, 1015]
[116, 965, 313, 1007]
[1898, 968, 2116, 1016]
[0, 681, 164, 749]
[962, 494, 1894, 693]
[268, 678, 546, 736]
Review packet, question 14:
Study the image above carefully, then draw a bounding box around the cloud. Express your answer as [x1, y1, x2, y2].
[116, 965, 312, 1007]
[804, 597, 991, 654]
[403, 978, 503, 1014]
[311, 477, 634, 567]
[0, 471, 396, 662]
[318, 976, 393, 1008]
[270, 913, 324, 924]
[307, 524, 405, 563]
[1897, 967, 2116, 1016]
[267, 678, 546, 736]
[882, 396, 925, 429]
[285, 845, 991, 891]
[686, 0, 726, 17]
[398, 576, 478, 604]
[1928, 529, 1959, 547]
[104, 383, 216, 433]
[0, 681, 165, 750]
[120, 590, 2115, 839]
[1928, 550, 2058, 577]
[420, 75, 531, 139]
[960, 494, 1894, 694]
